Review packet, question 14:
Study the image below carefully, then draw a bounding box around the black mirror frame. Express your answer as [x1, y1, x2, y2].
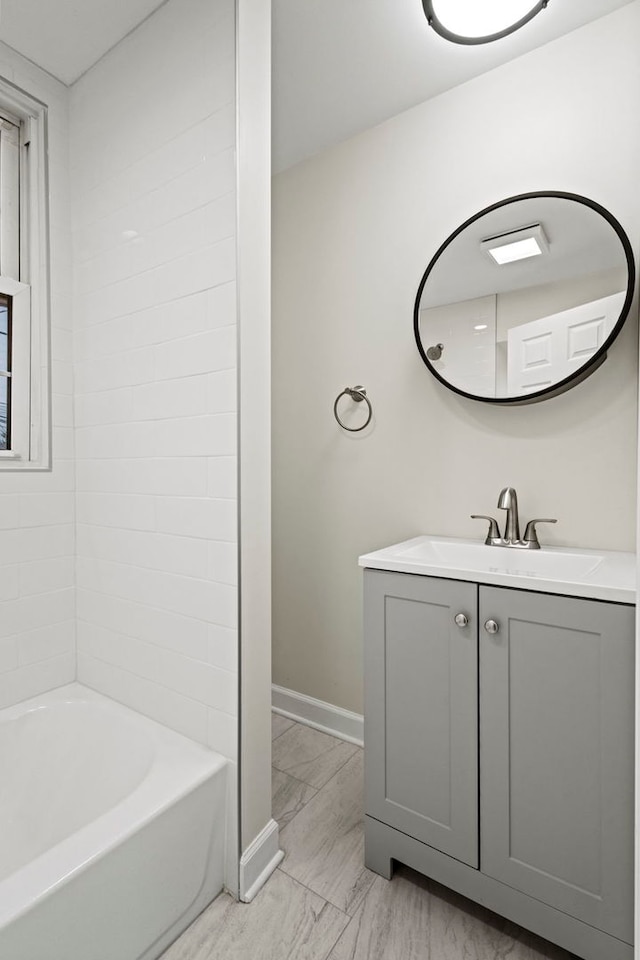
[413, 191, 636, 406]
[422, 0, 549, 45]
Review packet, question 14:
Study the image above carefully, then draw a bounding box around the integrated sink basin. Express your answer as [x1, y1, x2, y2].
[402, 539, 603, 580]
[359, 535, 636, 603]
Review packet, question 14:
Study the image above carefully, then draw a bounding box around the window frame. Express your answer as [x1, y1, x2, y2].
[0, 78, 51, 471]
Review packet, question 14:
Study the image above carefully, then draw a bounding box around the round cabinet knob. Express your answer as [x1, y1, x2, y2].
[484, 619, 499, 635]
[454, 613, 468, 628]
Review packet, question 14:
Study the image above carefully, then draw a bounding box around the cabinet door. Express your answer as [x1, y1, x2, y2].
[364, 570, 478, 866]
[480, 587, 634, 942]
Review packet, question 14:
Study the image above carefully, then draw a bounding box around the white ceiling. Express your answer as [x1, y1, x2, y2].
[0, 0, 168, 85]
[272, 0, 636, 172]
[0, 0, 634, 172]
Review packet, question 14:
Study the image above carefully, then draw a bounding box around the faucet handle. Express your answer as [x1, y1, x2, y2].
[522, 518, 557, 548]
[471, 515, 501, 544]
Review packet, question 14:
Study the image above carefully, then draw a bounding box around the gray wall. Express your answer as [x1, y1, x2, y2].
[272, 4, 640, 714]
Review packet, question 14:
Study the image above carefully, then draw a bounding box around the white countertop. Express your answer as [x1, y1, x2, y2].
[359, 535, 636, 604]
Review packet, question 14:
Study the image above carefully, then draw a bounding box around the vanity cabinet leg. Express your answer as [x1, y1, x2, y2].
[364, 816, 393, 879]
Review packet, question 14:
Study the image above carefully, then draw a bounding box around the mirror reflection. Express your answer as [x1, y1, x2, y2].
[414, 193, 634, 403]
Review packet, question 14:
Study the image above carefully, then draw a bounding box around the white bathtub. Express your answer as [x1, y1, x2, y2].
[0, 683, 228, 960]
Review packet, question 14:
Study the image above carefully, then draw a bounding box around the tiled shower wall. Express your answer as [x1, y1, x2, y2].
[0, 46, 75, 709]
[70, 0, 238, 760]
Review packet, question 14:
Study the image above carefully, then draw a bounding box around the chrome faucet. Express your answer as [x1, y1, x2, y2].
[497, 486, 520, 543]
[471, 487, 557, 549]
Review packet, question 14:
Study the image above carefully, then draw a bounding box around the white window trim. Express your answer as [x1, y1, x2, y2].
[0, 77, 50, 471]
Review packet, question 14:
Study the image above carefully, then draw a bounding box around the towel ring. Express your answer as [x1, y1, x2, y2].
[333, 385, 373, 432]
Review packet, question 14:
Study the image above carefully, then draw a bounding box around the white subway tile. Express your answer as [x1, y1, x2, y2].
[132, 376, 208, 422]
[76, 171, 235, 284]
[0, 461, 74, 495]
[76, 459, 154, 495]
[75, 387, 133, 427]
[52, 327, 74, 363]
[155, 413, 236, 458]
[0, 497, 21, 529]
[0, 566, 19, 602]
[75, 422, 157, 460]
[51, 295, 73, 333]
[19, 494, 75, 528]
[0, 589, 75, 640]
[208, 624, 238, 674]
[77, 587, 209, 662]
[76, 493, 156, 531]
[78, 620, 235, 713]
[77, 650, 208, 745]
[207, 706, 237, 760]
[19, 558, 75, 597]
[157, 496, 237, 541]
[52, 361, 74, 396]
[68, 0, 238, 741]
[53, 427, 76, 461]
[74, 347, 155, 394]
[77, 240, 236, 327]
[150, 458, 209, 497]
[154, 325, 236, 381]
[74, 315, 134, 361]
[208, 541, 237, 585]
[77, 525, 208, 579]
[76, 457, 210, 498]
[18, 620, 75, 665]
[75, 109, 234, 231]
[207, 368, 237, 413]
[129, 290, 211, 349]
[0, 653, 75, 711]
[0, 637, 18, 675]
[79, 556, 237, 627]
[207, 457, 237, 498]
[0, 525, 75, 566]
[53, 393, 74, 428]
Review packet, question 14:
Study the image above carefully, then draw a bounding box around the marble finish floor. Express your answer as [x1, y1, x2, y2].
[160, 715, 579, 960]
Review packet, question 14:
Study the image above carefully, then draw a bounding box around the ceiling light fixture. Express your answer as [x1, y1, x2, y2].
[423, 0, 549, 45]
[481, 223, 549, 265]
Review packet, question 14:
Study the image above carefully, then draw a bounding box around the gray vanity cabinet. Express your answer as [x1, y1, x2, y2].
[364, 571, 478, 866]
[364, 568, 635, 960]
[479, 586, 634, 943]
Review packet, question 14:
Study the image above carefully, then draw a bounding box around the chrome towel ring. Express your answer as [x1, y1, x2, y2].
[333, 385, 373, 432]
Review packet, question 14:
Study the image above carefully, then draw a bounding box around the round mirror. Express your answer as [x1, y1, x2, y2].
[414, 192, 635, 404]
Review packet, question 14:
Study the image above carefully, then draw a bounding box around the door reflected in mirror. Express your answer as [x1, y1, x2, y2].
[414, 192, 635, 404]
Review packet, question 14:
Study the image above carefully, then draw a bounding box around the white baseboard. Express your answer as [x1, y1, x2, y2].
[239, 818, 284, 903]
[272, 684, 364, 747]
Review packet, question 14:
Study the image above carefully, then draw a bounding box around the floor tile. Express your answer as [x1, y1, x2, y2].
[327, 869, 430, 960]
[272, 767, 318, 828]
[159, 869, 349, 960]
[426, 876, 580, 960]
[515, 925, 581, 959]
[327, 867, 580, 960]
[279, 750, 376, 915]
[272, 712, 295, 741]
[272, 722, 358, 789]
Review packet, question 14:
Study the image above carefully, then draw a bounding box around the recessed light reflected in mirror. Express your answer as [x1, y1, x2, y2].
[425, 0, 549, 44]
[487, 237, 543, 264]
[481, 223, 549, 265]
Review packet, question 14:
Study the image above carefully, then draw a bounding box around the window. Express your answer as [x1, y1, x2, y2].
[0, 84, 50, 470]
[0, 296, 9, 449]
